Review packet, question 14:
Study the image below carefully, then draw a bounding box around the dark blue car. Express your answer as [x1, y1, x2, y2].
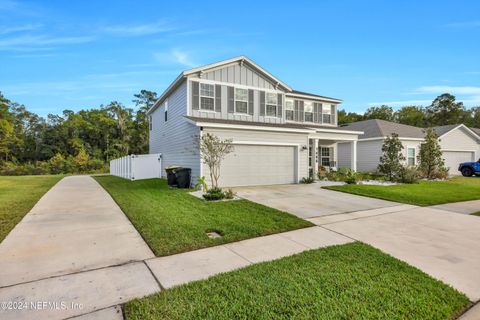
[458, 158, 480, 177]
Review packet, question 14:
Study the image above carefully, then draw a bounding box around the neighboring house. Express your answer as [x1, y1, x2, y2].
[147, 56, 363, 187]
[337, 119, 425, 172]
[338, 119, 480, 175]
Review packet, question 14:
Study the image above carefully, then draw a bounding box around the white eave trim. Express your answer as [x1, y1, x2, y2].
[285, 92, 342, 104]
[438, 124, 480, 140]
[312, 128, 363, 135]
[183, 56, 292, 91]
[147, 73, 185, 115]
[185, 119, 315, 133]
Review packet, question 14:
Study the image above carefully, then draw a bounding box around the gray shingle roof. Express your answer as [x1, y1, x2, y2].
[432, 124, 460, 136]
[471, 127, 480, 136]
[340, 119, 425, 139]
[185, 116, 358, 132]
[288, 90, 342, 102]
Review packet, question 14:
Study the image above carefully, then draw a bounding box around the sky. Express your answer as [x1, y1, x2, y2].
[1, 0, 480, 116]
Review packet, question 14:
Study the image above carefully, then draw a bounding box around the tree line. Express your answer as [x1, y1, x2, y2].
[0, 91, 479, 175]
[0, 90, 157, 175]
[338, 93, 480, 127]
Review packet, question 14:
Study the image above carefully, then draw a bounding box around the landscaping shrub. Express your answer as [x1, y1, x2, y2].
[203, 187, 225, 201]
[300, 176, 315, 184]
[317, 166, 327, 179]
[397, 166, 420, 184]
[224, 189, 235, 199]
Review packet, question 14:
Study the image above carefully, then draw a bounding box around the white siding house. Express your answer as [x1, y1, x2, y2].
[147, 56, 363, 187]
[338, 120, 480, 175]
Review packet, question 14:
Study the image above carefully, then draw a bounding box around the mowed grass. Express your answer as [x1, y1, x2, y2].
[125, 243, 469, 320]
[94, 176, 312, 256]
[0, 175, 63, 242]
[472, 211, 480, 216]
[325, 177, 480, 206]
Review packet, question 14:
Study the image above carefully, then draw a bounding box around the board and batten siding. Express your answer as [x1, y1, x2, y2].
[439, 127, 480, 159]
[188, 62, 280, 90]
[189, 80, 284, 124]
[149, 81, 201, 179]
[201, 127, 310, 185]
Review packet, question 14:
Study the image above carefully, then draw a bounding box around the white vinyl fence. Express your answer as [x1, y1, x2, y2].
[110, 154, 162, 180]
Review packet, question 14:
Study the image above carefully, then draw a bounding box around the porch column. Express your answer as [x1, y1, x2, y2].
[313, 138, 319, 179]
[350, 140, 357, 172]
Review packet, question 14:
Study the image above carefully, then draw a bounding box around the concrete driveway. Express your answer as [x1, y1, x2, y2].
[314, 205, 480, 302]
[234, 183, 401, 218]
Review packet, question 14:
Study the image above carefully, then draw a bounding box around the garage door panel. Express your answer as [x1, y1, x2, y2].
[219, 145, 296, 187]
[443, 151, 474, 175]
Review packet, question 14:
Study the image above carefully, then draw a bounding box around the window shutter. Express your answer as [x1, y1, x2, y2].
[248, 89, 254, 115]
[192, 81, 199, 110]
[227, 86, 234, 113]
[277, 93, 282, 118]
[294, 100, 299, 121]
[319, 103, 323, 123]
[215, 85, 221, 112]
[299, 100, 304, 122]
[330, 104, 336, 124]
[313, 103, 318, 123]
[259, 91, 265, 116]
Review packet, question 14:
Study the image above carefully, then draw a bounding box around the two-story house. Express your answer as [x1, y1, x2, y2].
[147, 56, 363, 187]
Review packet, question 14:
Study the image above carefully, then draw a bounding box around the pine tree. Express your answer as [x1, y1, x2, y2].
[378, 133, 405, 181]
[418, 128, 445, 179]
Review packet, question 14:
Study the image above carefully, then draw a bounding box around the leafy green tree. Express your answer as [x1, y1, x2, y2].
[364, 105, 395, 121]
[425, 93, 466, 126]
[395, 106, 426, 127]
[131, 90, 158, 154]
[378, 133, 405, 180]
[418, 128, 446, 179]
[337, 109, 364, 124]
[470, 107, 480, 129]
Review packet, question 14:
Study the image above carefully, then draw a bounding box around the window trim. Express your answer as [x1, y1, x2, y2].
[285, 98, 294, 120]
[304, 101, 314, 123]
[319, 146, 332, 167]
[164, 99, 168, 122]
[149, 115, 152, 130]
[407, 147, 416, 166]
[265, 92, 278, 117]
[199, 83, 215, 111]
[234, 88, 248, 114]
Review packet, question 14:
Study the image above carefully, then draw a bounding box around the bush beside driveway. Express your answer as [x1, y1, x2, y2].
[325, 177, 480, 206]
[94, 176, 312, 257]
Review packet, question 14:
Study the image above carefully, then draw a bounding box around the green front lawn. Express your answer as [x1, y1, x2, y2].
[94, 176, 311, 256]
[325, 177, 480, 206]
[0, 175, 63, 242]
[125, 243, 469, 320]
[472, 211, 480, 216]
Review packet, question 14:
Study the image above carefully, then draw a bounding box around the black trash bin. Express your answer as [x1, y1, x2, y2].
[165, 166, 182, 186]
[175, 168, 192, 188]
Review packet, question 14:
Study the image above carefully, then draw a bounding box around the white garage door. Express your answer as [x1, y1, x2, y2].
[219, 145, 297, 187]
[443, 151, 474, 175]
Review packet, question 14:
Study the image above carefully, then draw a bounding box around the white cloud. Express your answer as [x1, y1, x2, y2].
[445, 21, 480, 28]
[0, 34, 95, 51]
[368, 99, 432, 107]
[154, 49, 197, 68]
[415, 86, 480, 95]
[0, 23, 42, 35]
[101, 20, 174, 36]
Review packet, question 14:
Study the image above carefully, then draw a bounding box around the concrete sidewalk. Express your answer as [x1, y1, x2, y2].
[0, 176, 154, 287]
[430, 200, 480, 215]
[316, 206, 480, 301]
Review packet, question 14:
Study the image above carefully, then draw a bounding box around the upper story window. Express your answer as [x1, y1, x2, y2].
[200, 83, 215, 111]
[407, 148, 416, 166]
[266, 92, 277, 117]
[285, 99, 294, 120]
[164, 99, 168, 122]
[235, 88, 248, 114]
[304, 101, 313, 122]
[322, 104, 331, 123]
[149, 115, 152, 130]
